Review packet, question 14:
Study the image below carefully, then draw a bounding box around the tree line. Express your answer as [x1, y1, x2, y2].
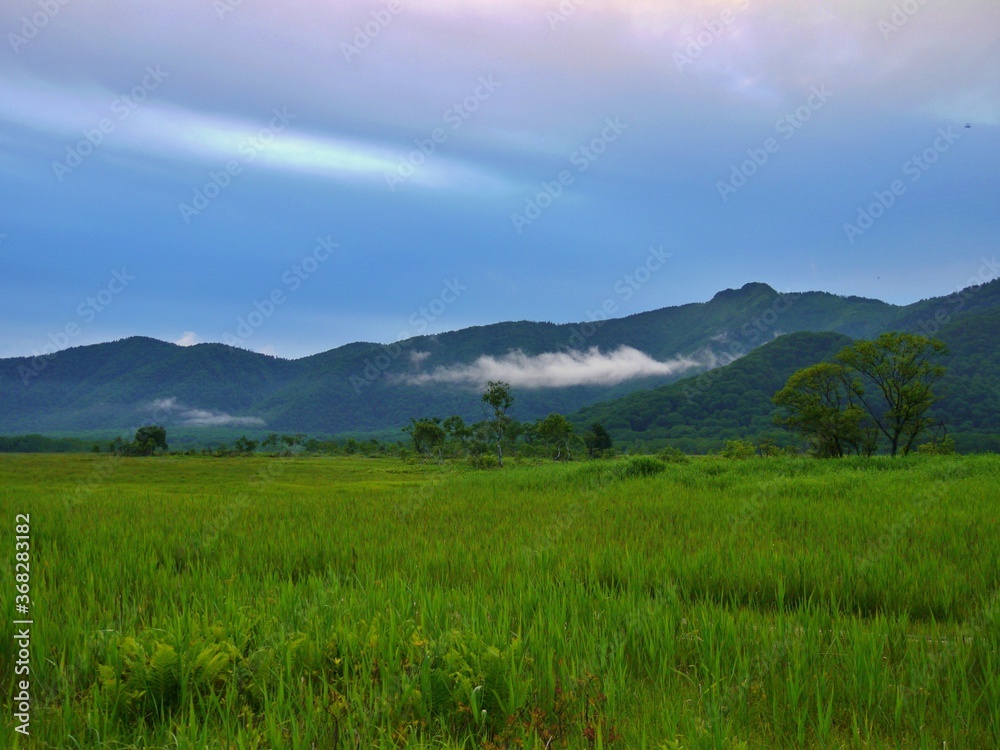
[404, 380, 612, 466]
[90, 332, 952, 462]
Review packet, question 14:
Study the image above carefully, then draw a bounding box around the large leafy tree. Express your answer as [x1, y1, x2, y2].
[116, 425, 168, 456]
[584, 422, 613, 458]
[836, 332, 947, 456]
[774, 333, 946, 457]
[442, 415, 472, 455]
[535, 413, 574, 461]
[404, 417, 446, 459]
[482, 380, 514, 467]
[233, 436, 259, 456]
[773, 362, 873, 457]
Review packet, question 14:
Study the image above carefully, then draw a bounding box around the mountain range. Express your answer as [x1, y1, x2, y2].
[2, 278, 998, 452]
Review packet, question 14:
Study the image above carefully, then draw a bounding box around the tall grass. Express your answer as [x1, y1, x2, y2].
[1, 453, 998, 748]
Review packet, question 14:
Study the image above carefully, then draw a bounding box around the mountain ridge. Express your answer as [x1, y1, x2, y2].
[2, 279, 997, 439]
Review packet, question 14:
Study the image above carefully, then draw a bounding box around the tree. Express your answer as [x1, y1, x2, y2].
[443, 415, 473, 455]
[404, 417, 446, 459]
[536, 413, 574, 461]
[773, 362, 873, 457]
[281, 433, 307, 448]
[233, 435, 259, 456]
[836, 333, 947, 456]
[481, 380, 514, 467]
[773, 333, 947, 457]
[584, 422, 613, 458]
[720, 439, 756, 460]
[133, 425, 168, 456]
[112, 425, 168, 456]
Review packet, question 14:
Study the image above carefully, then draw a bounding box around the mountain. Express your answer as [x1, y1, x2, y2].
[568, 286, 1000, 454]
[568, 331, 853, 453]
[1, 280, 998, 445]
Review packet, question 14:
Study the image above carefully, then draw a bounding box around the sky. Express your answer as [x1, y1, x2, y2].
[1, 0, 998, 360]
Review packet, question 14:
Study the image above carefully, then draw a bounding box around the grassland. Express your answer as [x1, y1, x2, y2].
[1, 453, 998, 749]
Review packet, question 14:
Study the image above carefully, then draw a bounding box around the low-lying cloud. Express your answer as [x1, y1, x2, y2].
[401, 346, 704, 389]
[152, 397, 265, 427]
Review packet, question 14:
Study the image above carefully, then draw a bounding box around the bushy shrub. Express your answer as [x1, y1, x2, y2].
[918, 436, 956, 455]
[468, 452, 500, 470]
[720, 439, 756, 460]
[612, 455, 666, 480]
[659, 445, 689, 463]
[755, 438, 782, 457]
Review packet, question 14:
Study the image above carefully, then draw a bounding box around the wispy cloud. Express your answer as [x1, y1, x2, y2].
[0, 76, 513, 193]
[152, 397, 264, 427]
[401, 346, 704, 389]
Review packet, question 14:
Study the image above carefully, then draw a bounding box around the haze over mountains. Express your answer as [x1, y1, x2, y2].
[2, 277, 999, 451]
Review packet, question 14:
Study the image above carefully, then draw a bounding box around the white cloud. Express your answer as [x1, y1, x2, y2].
[0, 76, 514, 194]
[401, 346, 704, 389]
[152, 397, 265, 427]
[174, 331, 198, 347]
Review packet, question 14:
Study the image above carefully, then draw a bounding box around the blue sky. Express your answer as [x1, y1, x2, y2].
[1, 0, 998, 360]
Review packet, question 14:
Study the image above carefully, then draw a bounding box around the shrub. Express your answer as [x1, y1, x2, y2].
[755, 438, 782, 457]
[918, 436, 956, 455]
[468, 452, 500, 470]
[659, 445, 690, 464]
[612, 455, 666, 480]
[720, 439, 757, 460]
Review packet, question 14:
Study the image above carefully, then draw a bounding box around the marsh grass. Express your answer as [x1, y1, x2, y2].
[1, 453, 998, 748]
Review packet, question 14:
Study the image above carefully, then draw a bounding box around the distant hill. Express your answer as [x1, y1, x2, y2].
[568, 331, 854, 453]
[928, 306, 1000, 452]
[1, 279, 998, 447]
[568, 288, 1000, 454]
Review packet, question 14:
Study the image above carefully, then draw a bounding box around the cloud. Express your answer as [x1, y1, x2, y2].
[152, 397, 265, 427]
[0, 76, 514, 194]
[174, 331, 198, 346]
[401, 346, 704, 389]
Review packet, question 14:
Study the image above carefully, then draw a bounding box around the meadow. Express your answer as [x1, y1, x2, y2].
[1, 453, 998, 749]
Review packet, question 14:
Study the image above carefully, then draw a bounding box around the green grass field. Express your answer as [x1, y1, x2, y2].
[2, 454, 999, 749]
